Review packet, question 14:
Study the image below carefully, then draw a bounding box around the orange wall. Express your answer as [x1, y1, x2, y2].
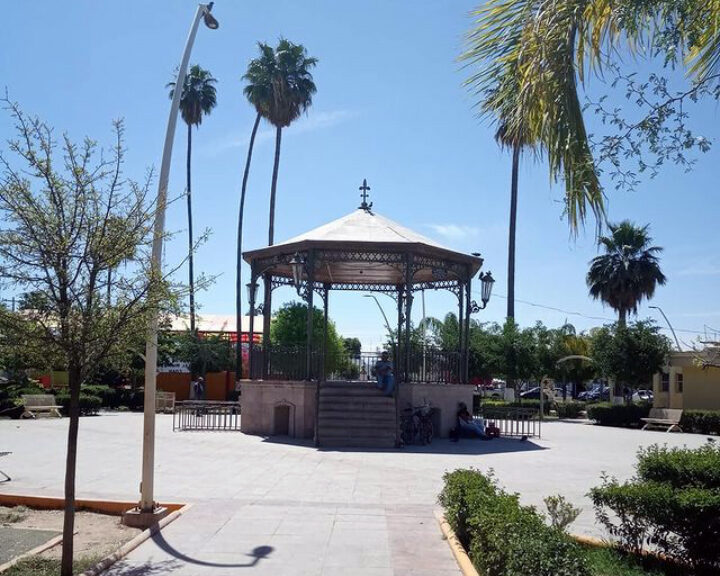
[157, 371, 236, 401]
[157, 373, 191, 401]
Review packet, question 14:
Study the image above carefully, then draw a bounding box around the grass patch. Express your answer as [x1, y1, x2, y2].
[4, 556, 100, 576]
[0, 506, 28, 524]
[586, 547, 683, 576]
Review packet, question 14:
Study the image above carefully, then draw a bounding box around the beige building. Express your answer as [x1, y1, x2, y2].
[653, 349, 720, 410]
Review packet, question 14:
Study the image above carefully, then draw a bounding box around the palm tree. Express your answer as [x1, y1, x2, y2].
[233, 47, 271, 380]
[167, 64, 217, 334]
[235, 40, 317, 378]
[464, 0, 720, 227]
[463, 7, 604, 321]
[587, 221, 666, 326]
[245, 39, 317, 246]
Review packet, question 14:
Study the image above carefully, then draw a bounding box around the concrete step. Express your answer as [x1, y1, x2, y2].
[319, 425, 396, 438]
[318, 411, 396, 421]
[319, 394, 394, 404]
[318, 417, 396, 429]
[320, 387, 386, 397]
[318, 404, 395, 416]
[319, 435, 396, 448]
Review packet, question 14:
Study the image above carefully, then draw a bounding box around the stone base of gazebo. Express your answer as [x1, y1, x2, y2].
[239, 380, 473, 442]
[240, 380, 317, 439]
[398, 383, 473, 439]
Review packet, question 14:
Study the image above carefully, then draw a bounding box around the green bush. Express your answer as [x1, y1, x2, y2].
[636, 443, 720, 488]
[556, 401, 586, 419]
[590, 443, 720, 573]
[440, 469, 589, 576]
[586, 403, 650, 427]
[680, 410, 720, 435]
[81, 384, 117, 407]
[56, 392, 102, 416]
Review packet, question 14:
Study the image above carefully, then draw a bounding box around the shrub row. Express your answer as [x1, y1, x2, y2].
[590, 443, 720, 573]
[555, 401, 585, 419]
[439, 469, 588, 576]
[586, 402, 650, 427]
[680, 410, 720, 436]
[55, 392, 102, 416]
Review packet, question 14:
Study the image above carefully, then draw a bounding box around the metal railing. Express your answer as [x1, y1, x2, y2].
[478, 406, 540, 438]
[173, 401, 241, 431]
[250, 345, 463, 383]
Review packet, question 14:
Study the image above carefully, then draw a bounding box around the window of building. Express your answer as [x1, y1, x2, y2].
[676, 373, 684, 393]
[661, 373, 670, 392]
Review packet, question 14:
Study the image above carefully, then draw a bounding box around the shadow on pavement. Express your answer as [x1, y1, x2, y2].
[148, 531, 273, 568]
[319, 437, 547, 455]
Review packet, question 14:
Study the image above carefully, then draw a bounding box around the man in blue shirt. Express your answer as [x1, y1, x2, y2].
[374, 351, 395, 396]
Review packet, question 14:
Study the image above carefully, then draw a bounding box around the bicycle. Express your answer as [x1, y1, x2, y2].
[400, 402, 434, 446]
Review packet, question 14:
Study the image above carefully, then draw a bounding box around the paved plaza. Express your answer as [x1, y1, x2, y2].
[0, 414, 711, 574]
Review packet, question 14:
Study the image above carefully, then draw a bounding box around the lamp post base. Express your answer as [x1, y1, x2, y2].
[122, 505, 169, 529]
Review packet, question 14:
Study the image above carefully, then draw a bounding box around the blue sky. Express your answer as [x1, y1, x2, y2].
[1, 0, 718, 350]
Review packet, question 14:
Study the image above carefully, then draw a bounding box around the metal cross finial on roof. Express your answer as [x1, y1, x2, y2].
[359, 179, 373, 211]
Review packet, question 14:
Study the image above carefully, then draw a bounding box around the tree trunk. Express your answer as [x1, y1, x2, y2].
[236, 113, 262, 380]
[507, 144, 520, 320]
[187, 123, 196, 336]
[618, 307, 627, 327]
[268, 126, 283, 246]
[60, 363, 81, 576]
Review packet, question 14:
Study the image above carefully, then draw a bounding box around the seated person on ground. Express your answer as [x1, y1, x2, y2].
[457, 402, 486, 437]
[374, 351, 395, 396]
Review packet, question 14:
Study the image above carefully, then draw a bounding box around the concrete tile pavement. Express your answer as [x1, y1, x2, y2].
[0, 413, 712, 574]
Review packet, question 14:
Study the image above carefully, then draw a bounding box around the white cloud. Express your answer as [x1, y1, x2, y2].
[208, 109, 358, 154]
[676, 257, 720, 277]
[426, 224, 480, 240]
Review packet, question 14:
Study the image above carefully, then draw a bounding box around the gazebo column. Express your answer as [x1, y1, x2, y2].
[403, 254, 413, 383]
[321, 283, 330, 382]
[396, 286, 403, 379]
[248, 265, 258, 380]
[458, 282, 464, 381]
[262, 275, 272, 379]
[464, 276, 472, 384]
[305, 250, 316, 380]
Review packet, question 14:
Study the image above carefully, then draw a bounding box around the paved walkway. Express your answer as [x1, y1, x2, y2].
[0, 414, 711, 574]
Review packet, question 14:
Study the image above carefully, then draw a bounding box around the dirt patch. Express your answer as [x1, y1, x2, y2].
[0, 506, 141, 562]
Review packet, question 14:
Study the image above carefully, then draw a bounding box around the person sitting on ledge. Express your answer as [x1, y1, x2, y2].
[374, 351, 395, 396]
[456, 402, 487, 438]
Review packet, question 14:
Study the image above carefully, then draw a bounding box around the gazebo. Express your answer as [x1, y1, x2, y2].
[239, 181, 494, 446]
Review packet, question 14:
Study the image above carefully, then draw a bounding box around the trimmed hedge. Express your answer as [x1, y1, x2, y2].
[439, 469, 588, 576]
[680, 410, 720, 436]
[56, 392, 102, 416]
[556, 401, 585, 419]
[590, 443, 720, 573]
[586, 403, 650, 427]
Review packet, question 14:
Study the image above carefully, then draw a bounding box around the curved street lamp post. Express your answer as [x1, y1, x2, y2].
[125, 3, 218, 528]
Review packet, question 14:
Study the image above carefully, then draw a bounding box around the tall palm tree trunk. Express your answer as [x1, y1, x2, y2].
[235, 113, 262, 380]
[618, 307, 627, 327]
[186, 123, 196, 335]
[507, 144, 519, 320]
[263, 126, 283, 378]
[268, 126, 283, 246]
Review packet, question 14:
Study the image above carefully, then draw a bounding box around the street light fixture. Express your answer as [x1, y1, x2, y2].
[203, 2, 219, 28]
[246, 281, 258, 304]
[470, 271, 495, 313]
[289, 252, 305, 295]
[129, 2, 218, 528]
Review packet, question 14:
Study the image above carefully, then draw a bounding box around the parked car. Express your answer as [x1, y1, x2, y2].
[632, 389, 653, 403]
[578, 384, 609, 402]
[519, 387, 553, 402]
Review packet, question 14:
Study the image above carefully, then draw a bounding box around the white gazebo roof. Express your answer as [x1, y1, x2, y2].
[273, 209, 447, 249]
